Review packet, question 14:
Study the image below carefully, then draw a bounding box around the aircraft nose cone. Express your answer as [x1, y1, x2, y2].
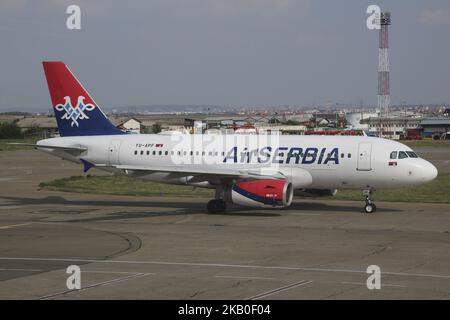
[408, 160, 438, 184]
[424, 161, 438, 182]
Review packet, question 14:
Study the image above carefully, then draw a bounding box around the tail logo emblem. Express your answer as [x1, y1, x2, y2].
[55, 96, 95, 127]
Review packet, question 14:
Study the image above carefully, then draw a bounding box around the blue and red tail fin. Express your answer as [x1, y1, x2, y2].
[42, 61, 124, 137]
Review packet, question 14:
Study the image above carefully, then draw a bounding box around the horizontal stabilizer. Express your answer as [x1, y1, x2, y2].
[7, 143, 87, 152]
[80, 158, 95, 172]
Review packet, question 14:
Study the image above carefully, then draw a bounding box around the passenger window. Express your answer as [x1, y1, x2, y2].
[341, 153, 344, 158]
[398, 151, 408, 159]
[165, 151, 168, 155]
[146, 151, 150, 155]
[348, 153, 351, 158]
[140, 150, 144, 155]
[159, 151, 162, 155]
[390, 151, 397, 159]
[406, 151, 418, 158]
[153, 150, 156, 155]
[134, 150, 137, 155]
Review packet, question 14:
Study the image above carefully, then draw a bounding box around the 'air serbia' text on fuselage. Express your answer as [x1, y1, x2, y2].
[223, 147, 340, 165]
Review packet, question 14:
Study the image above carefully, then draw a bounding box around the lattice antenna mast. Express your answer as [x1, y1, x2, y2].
[378, 12, 391, 121]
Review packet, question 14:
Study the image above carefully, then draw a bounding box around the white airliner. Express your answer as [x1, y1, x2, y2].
[18, 62, 438, 214]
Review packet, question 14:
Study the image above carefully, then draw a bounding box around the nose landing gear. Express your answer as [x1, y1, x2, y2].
[363, 189, 376, 213]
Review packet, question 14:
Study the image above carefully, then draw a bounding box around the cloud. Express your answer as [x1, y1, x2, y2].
[420, 8, 450, 25]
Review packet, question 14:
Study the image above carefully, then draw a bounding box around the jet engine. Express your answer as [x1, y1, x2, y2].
[227, 179, 293, 208]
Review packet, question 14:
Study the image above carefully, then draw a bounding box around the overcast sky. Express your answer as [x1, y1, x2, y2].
[1, 0, 450, 111]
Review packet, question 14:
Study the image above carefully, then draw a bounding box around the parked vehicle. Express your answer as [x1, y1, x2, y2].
[400, 129, 422, 140]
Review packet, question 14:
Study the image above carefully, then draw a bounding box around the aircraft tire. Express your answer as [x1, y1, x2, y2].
[364, 203, 376, 214]
[207, 199, 227, 214]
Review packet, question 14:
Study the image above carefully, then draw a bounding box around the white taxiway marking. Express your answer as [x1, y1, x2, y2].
[247, 280, 313, 300]
[341, 281, 407, 288]
[1, 257, 450, 280]
[39, 272, 152, 300]
[0, 268, 42, 272]
[214, 275, 278, 281]
[82, 270, 155, 275]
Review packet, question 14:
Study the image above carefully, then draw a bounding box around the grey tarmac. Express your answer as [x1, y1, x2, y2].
[0, 149, 449, 299]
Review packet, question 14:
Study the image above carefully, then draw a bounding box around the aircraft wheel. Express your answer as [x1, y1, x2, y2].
[207, 199, 227, 214]
[364, 203, 376, 214]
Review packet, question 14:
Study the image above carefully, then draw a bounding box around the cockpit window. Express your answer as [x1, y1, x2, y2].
[406, 151, 418, 158]
[398, 151, 408, 159]
[390, 151, 397, 159]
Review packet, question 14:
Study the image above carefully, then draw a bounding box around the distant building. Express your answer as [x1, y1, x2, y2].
[284, 113, 313, 124]
[112, 117, 142, 134]
[203, 116, 271, 132]
[16, 116, 58, 138]
[256, 124, 307, 135]
[312, 113, 346, 128]
[360, 117, 421, 139]
[345, 112, 379, 130]
[235, 125, 258, 135]
[160, 124, 190, 134]
[420, 118, 450, 138]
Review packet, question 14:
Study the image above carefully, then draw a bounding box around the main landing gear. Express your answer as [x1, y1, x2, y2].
[206, 199, 227, 214]
[363, 189, 376, 213]
[207, 187, 227, 214]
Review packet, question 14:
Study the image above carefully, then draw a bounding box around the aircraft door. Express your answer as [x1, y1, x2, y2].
[108, 140, 121, 166]
[357, 142, 372, 171]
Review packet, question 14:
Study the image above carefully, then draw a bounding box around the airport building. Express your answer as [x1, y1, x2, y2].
[360, 117, 422, 139]
[345, 111, 379, 130]
[15, 116, 58, 138]
[420, 118, 450, 138]
[111, 117, 142, 134]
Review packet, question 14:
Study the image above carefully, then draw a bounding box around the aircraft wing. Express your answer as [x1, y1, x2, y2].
[109, 164, 286, 182]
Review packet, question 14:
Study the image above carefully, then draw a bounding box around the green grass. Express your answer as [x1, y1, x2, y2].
[0, 138, 39, 151]
[401, 139, 450, 148]
[39, 173, 450, 203]
[39, 175, 214, 198]
[329, 172, 450, 203]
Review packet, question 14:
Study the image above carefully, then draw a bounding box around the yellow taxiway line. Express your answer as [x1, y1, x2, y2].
[0, 223, 32, 230]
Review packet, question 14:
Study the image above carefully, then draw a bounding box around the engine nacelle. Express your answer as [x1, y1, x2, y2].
[294, 188, 338, 197]
[229, 179, 293, 208]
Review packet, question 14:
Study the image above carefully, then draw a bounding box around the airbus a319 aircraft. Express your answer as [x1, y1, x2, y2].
[19, 61, 438, 214]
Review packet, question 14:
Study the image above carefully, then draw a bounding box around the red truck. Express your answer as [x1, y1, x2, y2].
[400, 129, 422, 140]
